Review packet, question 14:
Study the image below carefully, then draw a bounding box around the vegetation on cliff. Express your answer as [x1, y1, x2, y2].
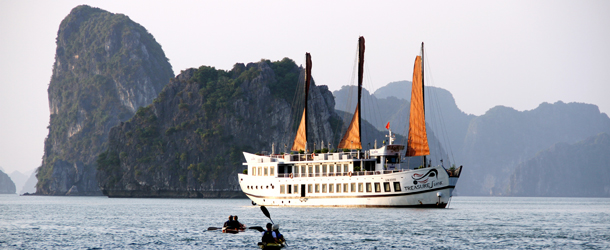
[96, 59, 343, 197]
[37, 5, 173, 195]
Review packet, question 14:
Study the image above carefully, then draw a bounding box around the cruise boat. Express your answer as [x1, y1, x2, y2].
[237, 37, 462, 207]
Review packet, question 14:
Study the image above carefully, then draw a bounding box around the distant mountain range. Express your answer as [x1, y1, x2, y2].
[0, 170, 16, 194]
[508, 133, 610, 197]
[334, 80, 610, 196]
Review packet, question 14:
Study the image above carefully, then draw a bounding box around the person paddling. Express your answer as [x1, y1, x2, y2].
[261, 223, 278, 243]
[233, 215, 244, 229]
[272, 224, 285, 243]
[223, 215, 234, 229]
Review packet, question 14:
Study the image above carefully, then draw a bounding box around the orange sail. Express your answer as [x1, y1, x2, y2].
[338, 105, 362, 149]
[291, 110, 307, 151]
[338, 37, 365, 149]
[291, 53, 312, 152]
[406, 54, 430, 156]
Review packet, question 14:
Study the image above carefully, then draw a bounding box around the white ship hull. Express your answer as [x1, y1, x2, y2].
[238, 163, 459, 208]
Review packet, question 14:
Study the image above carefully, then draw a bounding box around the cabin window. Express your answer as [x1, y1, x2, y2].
[280, 185, 285, 194]
[294, 184, 299, 194]
[343, 164, 349, 173]
[270, 166, 275, 176]
[358, 183, 364, 192]
[264, 167, 268, 176]
[250, 167, 254, 176]
[295, 166, 299, 175]
[351, 183, 356, 193]
[301, 166, 306, 176]
[308, 184, 313, 193]
[315, 165, 320, 176]
[343, 183, 349, 193]
[329, 183, 334, 193]
[308, 166, 313, 177]
[322, 165, 327, 176]
[329, 165, 334, 175]
[376, 157, 381, 164]
[384, 182, 391, 192]
[322, 184, 327, 193]
[387, 155, 399, 163]
[315, 184, 320, 193]
[287, 184, 292, 194]
[374, 182, 381, 193]
[258, 167, 262, 176]
[394, 182, 402, 192]
[336, 184, 341, 193]
[366, 183, 372, 192]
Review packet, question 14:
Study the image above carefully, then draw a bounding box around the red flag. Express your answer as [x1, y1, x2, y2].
[385, 122, 390, 130]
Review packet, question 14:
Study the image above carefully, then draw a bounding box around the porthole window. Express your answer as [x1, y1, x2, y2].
[384, 182, 391, 192]
[393, 182, 402, 192]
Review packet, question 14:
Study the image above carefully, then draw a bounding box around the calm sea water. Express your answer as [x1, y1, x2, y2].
[1, 195, 609, 249]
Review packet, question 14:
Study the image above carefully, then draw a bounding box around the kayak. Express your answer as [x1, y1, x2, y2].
[257, 242, 285, 250]
[222, 225, 246, 234]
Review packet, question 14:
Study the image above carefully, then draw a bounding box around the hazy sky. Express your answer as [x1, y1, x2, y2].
[1, 0, 609, 174]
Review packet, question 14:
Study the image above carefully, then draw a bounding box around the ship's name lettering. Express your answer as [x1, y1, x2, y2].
[404, 180, 443, 191]
[385, 178, 396, 182]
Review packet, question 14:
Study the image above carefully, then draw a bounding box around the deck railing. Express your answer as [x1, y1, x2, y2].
[277, 170, 407, 178]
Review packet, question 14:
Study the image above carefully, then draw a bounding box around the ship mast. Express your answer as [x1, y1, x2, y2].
[421, 43, 426, 167]
[338, 36, 365, 150]
[291, 53, 312, 153]
[405, 42, 430, 165]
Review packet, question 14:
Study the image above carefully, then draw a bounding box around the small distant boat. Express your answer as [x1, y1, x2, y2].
[238, 37, 462, 207]
[222, 225, 246, 234]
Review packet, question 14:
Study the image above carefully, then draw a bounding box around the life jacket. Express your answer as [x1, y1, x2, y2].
[262, 230, 276, 243]
[223, 220, 233, 228]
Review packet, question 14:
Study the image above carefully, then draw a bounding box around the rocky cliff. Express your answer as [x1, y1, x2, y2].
[0, 170, 16, 194]
[507, 133, 610, 197]
[96, 59, 344, 197]
[36, 5, 173, 195]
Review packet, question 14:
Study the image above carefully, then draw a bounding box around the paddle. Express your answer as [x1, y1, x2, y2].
[207, 227, 221, 230]
[260, 206, 274, 224]
[248, 226, 265, 232]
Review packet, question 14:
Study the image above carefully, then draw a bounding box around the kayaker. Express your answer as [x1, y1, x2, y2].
[223, 215, 234, 229]
[261, 223, 278, 243]
[233, 215, 244, 229]
[272, 224, 285, 243]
